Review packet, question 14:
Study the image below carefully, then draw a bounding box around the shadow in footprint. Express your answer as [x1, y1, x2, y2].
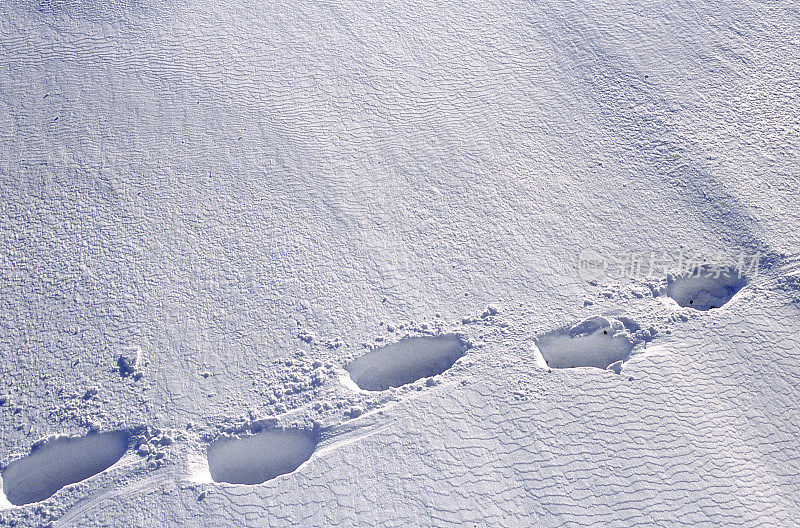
[345, 334, 466, 391]
[1, 431, 130, 506]
[536, 317, 635, 371]
[666, 266, 747, 310]
[207, 427, 318, 485]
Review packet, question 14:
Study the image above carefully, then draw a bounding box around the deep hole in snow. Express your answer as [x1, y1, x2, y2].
[206, 428, 318, 485]
[1, 431, 130, 506]
[536, 325, 634, 370]
[666, 266, 747, 310]
[345, 334, 466, 391]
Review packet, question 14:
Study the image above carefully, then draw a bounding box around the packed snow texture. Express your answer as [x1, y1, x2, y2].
[665, 266, 747, 310]
[206, 428, 318, 485]
[1, 432, 129, 506]
[345, 335, 466, 390]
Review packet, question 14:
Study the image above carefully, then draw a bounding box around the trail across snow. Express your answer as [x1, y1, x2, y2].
[1, 0, 799, 526]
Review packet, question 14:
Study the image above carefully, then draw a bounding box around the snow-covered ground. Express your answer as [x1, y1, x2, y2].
[1, 0, 799, 526]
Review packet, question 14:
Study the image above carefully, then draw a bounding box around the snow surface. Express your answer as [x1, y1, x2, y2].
[1, 0, 799, 526]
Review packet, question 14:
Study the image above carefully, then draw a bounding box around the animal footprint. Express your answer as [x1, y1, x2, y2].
[535, 317, 635, 370]
[666, 266, 747, 310]
[206, 427, 318, 485]
[344, 334, 466, 391]
[1, 431, 130, 506]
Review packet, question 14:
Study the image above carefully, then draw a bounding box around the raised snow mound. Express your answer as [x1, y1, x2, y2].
[345, 334, 466, 391]
[1, 431, 130, 506]
[207, 428, 318, 485]
[666, 265, 747, 310]
[536, 317, 635, 370]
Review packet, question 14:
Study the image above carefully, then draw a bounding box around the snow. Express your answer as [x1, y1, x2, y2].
[206, 428, 318, 485]
[0, 432, 129, 507]
[0, 0, 799, 526]
[535, 317, 635, 370]
[345, 334, 466, 391]
[665, 266, 748, 311]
